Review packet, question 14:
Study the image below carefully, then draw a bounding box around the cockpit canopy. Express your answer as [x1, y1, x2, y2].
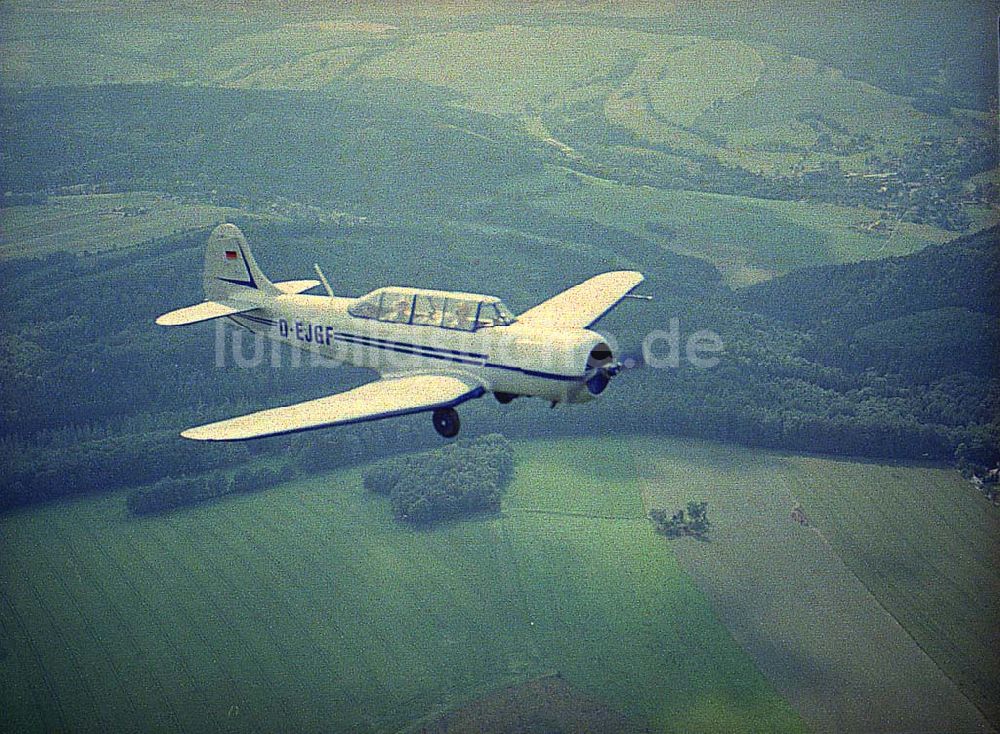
[348, 287, 517, 332]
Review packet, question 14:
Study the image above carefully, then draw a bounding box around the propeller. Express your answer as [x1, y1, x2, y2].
[617, 350, 646, 372]
[585, 344, 644, 395]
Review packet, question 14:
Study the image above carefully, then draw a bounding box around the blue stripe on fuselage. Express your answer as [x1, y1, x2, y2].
[336, 332, 581, 381]
[333, 333, 484, 367]
[336, 332, 486, 360]
[483, 362, 580, 381]
[240, 314, 275, 326]
[231, 318, 583, 383]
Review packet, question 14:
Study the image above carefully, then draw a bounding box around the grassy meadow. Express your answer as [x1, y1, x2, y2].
[531, 176, 955, 284]
[0, 439, 807, 734]
[3, 436, 995, 732]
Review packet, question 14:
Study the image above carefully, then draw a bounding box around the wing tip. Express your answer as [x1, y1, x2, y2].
[617, 269, 644, 283]
[180, 426, 224, 441]
[155, 313, 188, 327]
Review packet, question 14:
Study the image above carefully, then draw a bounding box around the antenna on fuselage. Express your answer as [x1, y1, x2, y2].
[314, 263, 334, 298]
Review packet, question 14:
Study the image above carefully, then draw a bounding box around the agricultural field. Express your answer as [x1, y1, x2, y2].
[357, 25, 659, 116]
[345, 25, 977, 182]
[637, 437, 998, 734]
[3, 436, 993, 733]
[0, 194, 252, 260]
[189, 20, 400, 89]
[0, 439, 806, 734]
[531, 176, 956, 284]
[786, 457, 1000, 728]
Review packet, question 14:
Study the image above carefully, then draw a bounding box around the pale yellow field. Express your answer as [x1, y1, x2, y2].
[0, 194, 250, 260]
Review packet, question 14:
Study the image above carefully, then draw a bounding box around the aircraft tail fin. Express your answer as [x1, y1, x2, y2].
[203, 223, 280, 301]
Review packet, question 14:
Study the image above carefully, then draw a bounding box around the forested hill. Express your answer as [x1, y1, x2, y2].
[737, 226, 1000, 385]
[740, 225, 1000, 331]
[2, 215, 997, 514]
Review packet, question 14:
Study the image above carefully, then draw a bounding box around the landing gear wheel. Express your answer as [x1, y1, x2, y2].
[432, 407, 460, 438]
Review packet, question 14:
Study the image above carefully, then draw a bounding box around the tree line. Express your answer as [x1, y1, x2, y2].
[1, 220, 997, 512]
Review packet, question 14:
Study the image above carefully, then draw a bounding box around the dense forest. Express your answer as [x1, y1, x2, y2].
[1, 215, 996, 513]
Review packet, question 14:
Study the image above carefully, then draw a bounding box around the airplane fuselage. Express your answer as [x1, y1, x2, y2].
[229, 293, 612, 405]
[158, 223, 641, 440]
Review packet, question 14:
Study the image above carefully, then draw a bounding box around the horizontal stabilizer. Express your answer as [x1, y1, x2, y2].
[155, 300, 258, 327]
[518, 271, 645, 329]
[181, 374, 484, 441]
[274, 279, 321, 295]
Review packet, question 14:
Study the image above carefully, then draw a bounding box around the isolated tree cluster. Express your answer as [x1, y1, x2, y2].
[363, 433, 514, 524]
[956, 439, 1000, 504]
[649, 502, 711, 539]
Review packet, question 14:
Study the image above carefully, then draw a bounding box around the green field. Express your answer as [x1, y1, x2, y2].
[637, 438, 998, 733]
[4, 436, 995, 732]
[786, 457, 1000, 727]
[533, 176, 955, 284]
[0, 194, 252, 260]
[0, 439, 805, 734]
[358, 25, 659, 116]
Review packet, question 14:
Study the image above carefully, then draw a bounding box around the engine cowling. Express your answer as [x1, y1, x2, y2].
[484, 326, 619, 404]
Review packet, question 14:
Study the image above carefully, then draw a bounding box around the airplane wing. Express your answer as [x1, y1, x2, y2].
[181, 374, 485, 441]
[155, 300, 260, 327]
[517, 271, 645, 329]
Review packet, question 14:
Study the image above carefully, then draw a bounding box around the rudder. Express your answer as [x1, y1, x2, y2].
[203, 223, 279, 301]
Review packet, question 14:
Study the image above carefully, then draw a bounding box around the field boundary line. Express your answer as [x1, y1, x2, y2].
[783, 473, 996, 731]
[504, 508, 642, 521]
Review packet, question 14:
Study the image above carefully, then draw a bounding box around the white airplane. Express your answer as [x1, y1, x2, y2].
[157, 223, 645, 441]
